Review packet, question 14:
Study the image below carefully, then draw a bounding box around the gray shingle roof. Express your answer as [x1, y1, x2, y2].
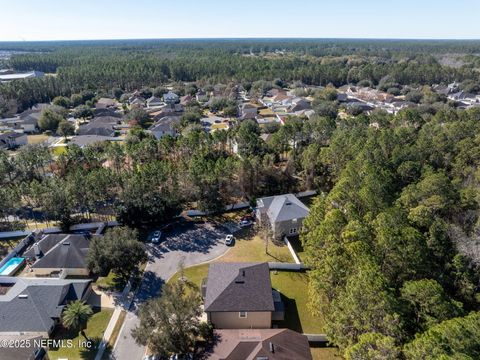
[204, 263, 274, 312]
[259, 194, 309, 224]
[149, 116, 180, 133]
[0, 335, 43, 360]
[23, 234, 90, 270]
[77, 116, 119, 136]
[0, 277, 91, 334]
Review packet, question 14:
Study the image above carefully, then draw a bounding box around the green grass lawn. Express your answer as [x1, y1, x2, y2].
[220, 231, 293, 263]
[310, 347, 343, 360]
[94, 271, 128, 293]
[271, 271, 324, 333]
[48, 308, 113, 360]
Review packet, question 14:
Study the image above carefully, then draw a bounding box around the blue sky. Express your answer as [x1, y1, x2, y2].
[1, 0, 479, 41]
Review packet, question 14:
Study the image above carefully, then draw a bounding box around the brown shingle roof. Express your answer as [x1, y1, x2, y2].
[207, 329, 312, 360]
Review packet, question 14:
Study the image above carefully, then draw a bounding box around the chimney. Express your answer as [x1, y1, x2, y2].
[242, 270, 245, 277]
[269, 342, 275, 353]
[33, 243, 41, 258]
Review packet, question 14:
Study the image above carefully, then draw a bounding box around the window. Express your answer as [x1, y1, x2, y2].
[289, 228, 298, 235]
[239, 311, 248, 318]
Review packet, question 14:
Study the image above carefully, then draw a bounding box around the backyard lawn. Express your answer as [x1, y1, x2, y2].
[48, 307, 113, 360]
[271, 271, 324, 333]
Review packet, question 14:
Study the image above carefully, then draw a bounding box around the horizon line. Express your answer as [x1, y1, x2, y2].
[1, 36, 480, 43]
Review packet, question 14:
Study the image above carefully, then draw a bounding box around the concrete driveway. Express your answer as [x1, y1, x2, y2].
[112, 220, 230, 360]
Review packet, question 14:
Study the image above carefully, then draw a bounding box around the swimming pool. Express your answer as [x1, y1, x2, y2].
[0, 257, 25, 276]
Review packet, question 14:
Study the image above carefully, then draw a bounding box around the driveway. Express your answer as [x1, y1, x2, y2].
[112, 221, 230, 360]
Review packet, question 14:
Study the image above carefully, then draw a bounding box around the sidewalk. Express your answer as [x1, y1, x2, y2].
[95, 279, 134, 360]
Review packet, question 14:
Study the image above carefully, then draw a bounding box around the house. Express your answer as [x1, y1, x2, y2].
[148, 116, 181, 139]
[239, 103, 258, 120]
[206, 329, 312, 360]
[288, 98, 311, 113]
[203, 262, 283, 329]
[95, 97, 118, 109]
[130, 97, 145, 108]
[93, 107, 122, 118]
[0, 277, 92, 336]
[21, 112, 41, 133]
[77, 116, 120, 137]
[196, 89, 209, 102]
[0, 132, 27, 149]
[256, 194, 309, 239]
[69, 135, 121, 148]
[266, 88, 287, 98]
[6, 108, 45, 133]
[0, 335, 47, 360]
[23, 233, 92, 277]
[146, 96, 163, 108]
[163, 91, 179, 105]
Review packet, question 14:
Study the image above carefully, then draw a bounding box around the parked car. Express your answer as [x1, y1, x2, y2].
[151, 230, 162, 243]
[169, 354, 193, 360]
[225, 234, 234, 246]
[239, 219, 253, 227]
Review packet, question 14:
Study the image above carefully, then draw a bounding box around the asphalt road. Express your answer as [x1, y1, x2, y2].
[111, 221, 230, 360]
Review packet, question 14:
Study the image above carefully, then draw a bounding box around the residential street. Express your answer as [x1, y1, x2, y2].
[111, 221, 230, 360]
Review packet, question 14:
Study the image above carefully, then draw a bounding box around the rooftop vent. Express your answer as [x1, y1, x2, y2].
[33, 243, 41, 257]
[62, 241, 71, 246]
[18, 294, 28, 299]
[269, 342, 275, 353]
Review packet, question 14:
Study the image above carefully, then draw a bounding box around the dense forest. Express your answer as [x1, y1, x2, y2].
[301, 107, 480, 358]
[2, 39, 480, 112]
[1, 107, 480, 358]
[1, 40, 480, 358]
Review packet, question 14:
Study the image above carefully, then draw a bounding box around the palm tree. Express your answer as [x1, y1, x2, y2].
[62, 301, 93, 340]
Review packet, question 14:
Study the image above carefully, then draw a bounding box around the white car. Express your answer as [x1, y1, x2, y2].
[151, 230, 162, 243]
[239, 219, 253, 227]
[225, 234, 234, 246]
